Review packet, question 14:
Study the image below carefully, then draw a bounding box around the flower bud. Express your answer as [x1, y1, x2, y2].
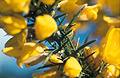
[0, 16, 27, 35]
[50, 54, 63, 63]
[34, 14, 57, 40]
[64, 57, 82, 77]
[74, 4, 101, 21]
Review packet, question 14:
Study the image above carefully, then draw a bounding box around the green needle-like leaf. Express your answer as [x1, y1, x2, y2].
[54, 13, 66, 20]
[35, 63, 63, 70]
[82, 52, 95, 61]
[58, 14, 67, 26]
[74, 39, 97, 55]
[66, 7, 85, 31]
[83, 36, 89, 43]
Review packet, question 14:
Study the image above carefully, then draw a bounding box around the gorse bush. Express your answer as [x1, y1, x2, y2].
[0, 0, 120, 78]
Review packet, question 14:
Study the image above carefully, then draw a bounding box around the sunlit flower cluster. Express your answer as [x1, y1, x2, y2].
[0, 0, 120, 78]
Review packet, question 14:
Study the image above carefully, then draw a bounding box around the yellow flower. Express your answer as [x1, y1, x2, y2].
[24, 55, 46, 67]
[0, 0, 13, 15]
[75, 0, 87, 5]
[57, 0, 79, 14]
[50, 54, 63, 63]
[84, 46, 102, 71]
[107, 65, 120, 77]
[74, 4, 101, 21]
[39, 43, 50, 53]
[5, 0, 31, 14]
[40, 0, 55, 5]
[5, 28, 27, 48]
[24, 43, 49, 67]
[103, 16, 120, 27]
[96, 65, 120, 78]
[2, 42, 48, 68]
[99, 26, 120, 66]
[0, 15, 27, 35]
[34, 14, 57, 40]
[64, 57, 82, 77]
[32, 67, 63, 78]
[97, 0, 120, 16]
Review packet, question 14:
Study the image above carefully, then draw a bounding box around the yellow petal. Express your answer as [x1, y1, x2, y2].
[0, 16, 13, 25]
[3, 42, 45, 68]
[0, 16, 27, 29]
[5, 35, 18, 47]
[0, 0, 13, 15]
[39, 43, 50, 53]
[107, 65, 120, 77]
[96, 64, 119, 78]
[84, 46, 94, 63]
[92, 45, 100, 58]
[64, 57, 82, 77]
[17, 42, 44, 67]
[34, 14, 57, 40]
[103, 16, 120, 27]
[50, 54, 63, 63]
[2, 46, 21, 58]
[4, 25, 21, 35]
[57, 0, 79, 14]
[5, 0, 31, 14]
[32, 67, 63, 78]
[74, 4, 101, 21]
[17, 29, 27, 48]
[24, 55, 46, 67]
[100, 27, 120, 65]
[41, 0, 55, 5]
[0, 16, 27, 35]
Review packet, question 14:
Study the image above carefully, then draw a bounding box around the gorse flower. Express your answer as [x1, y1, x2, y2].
[0, 0, 13, 15]
[2, 42, 48, 68]
[50, 54, 63, 63]
[74, 4, 102, 21]
[0, 15, 27, 35]
[33, 67, 63, 78]
[5, 28, 27, 48]
[40, 0, 55, 5]
[0, 0, 31, 15]
[99, 26, 120, 66]
[84, 46, 102, 70]
[34, 14, 57, 40]
[0, 0, 120, 77]
[25, 43, 49, 67]
[57, 0, 79, 14]
[96, 65, 120, 78]
[64, 57, 82, 77]
[4, 0, 31, 14]
[103, 16, 120, 27]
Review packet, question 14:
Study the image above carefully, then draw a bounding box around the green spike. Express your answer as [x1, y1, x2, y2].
[74, 39, 97, 55]
[66, 7, 85, 31]
[54, 13, 66, 20]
